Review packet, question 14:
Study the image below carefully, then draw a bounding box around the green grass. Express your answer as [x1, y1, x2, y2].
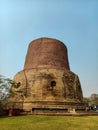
[0, 115, 98, 130]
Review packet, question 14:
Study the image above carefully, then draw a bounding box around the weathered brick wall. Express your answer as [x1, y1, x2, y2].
[10, 68, 83, 103]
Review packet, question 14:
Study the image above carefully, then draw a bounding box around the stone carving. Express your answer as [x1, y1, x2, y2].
[8, 37, 84, 114]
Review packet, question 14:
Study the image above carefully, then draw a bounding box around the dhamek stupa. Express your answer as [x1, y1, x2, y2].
[8, 37, 84, 114]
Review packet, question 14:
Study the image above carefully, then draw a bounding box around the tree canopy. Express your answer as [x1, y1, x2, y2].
[0, 75, 12, 100]
[0, 74, 19, 100]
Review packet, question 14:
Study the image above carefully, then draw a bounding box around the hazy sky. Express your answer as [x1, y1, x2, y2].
[0, 0, 98, 97]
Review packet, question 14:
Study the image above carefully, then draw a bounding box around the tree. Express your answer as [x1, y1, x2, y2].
[83, 97, 90, 107]
[0, 75, 11, 100]
[0, 75, 23, 116]
[0, 74, 21, 111]
[83, 93, 98, 108]
[0, 75, 12, 114]
[89, 93, 98, 106]
[0, 74, 20, 101]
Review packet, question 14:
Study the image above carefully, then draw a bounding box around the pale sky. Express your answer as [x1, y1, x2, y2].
[0, 0, 98, 97]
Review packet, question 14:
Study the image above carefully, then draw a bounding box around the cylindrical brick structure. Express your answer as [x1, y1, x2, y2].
[24, 38, 70, 70]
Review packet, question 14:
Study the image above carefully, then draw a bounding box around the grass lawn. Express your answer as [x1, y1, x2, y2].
[0, 115, 98, 130]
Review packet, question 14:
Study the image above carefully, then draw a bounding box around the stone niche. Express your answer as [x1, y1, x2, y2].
[8, 37, 85, 114]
